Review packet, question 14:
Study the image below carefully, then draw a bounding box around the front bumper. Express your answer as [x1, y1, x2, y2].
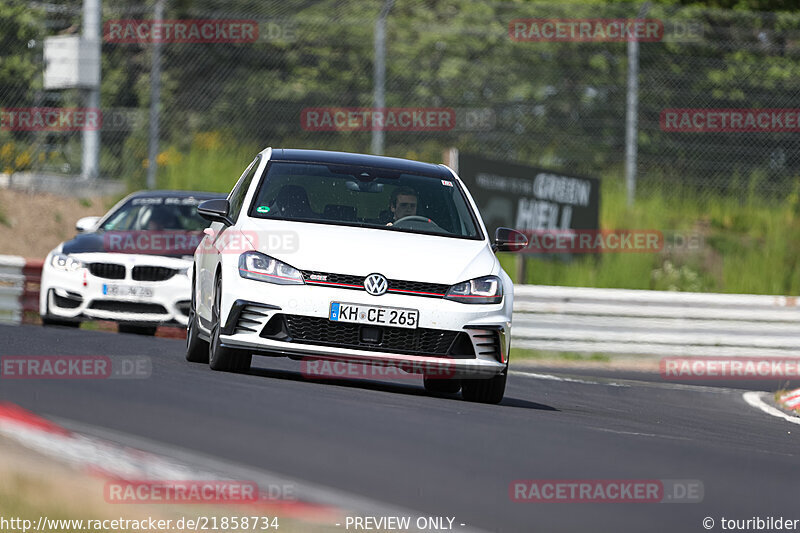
[40, 253, 192, 326]
[214, 278, 513, 378]
[222, 332, 507, 378]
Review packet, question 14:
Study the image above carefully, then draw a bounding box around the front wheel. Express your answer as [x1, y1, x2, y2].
[186, 276, 209, 363]
[423, 376, 461, 394]
[461, 372, 507, 404]
[185, 309, 209, 363]
[118, 324, 157, 336]
[208, 276, 251, 373]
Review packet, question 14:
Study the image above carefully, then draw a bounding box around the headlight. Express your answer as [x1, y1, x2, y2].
[50, 253, 83, 272]
[238, 251, 304, 285]
[445, 275, 503, 304]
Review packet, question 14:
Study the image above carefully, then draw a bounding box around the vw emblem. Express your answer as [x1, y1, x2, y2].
[364, 273, 388, 296]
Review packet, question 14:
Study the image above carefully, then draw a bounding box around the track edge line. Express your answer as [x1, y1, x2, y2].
[743, 391, 800, 426]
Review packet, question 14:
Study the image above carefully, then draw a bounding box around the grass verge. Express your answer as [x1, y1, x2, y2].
[511, 347, 611, 363]
[0, 436, 337, 532]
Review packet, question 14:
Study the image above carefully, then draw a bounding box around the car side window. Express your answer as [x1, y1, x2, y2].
[228, 156, 261, 223]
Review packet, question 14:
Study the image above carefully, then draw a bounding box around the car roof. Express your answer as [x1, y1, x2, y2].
[269, 149, 452, 179]
[126, 190, 226, 199]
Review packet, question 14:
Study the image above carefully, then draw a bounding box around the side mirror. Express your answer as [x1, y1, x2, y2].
[197, 199, 233, 225]
[492, 227, 528, 253]
[75, 216, 101, 233]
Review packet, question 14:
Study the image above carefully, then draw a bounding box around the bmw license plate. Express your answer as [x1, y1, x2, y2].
[329, 302, 418, 329]
[103, 284, 154, 298]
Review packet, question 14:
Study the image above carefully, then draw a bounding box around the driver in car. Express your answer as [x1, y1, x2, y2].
[387, 186, 418, 226]
[146, 208, 178, 231]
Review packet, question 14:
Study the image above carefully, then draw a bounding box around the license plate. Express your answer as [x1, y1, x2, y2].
[329, 302, 418, 329]
[103, 284, 154, 298]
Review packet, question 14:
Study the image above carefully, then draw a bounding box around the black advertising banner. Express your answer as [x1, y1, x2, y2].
[457, 153, 600, 252]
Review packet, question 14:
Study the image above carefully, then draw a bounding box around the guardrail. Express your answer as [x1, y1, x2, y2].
[0, 255, 26, 324]
[512, 285, 800, 357]
[2, 254, 797, 357]
[22, 259, 43, 317]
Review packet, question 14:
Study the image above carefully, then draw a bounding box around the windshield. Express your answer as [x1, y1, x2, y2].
[248, 162, 482, 239]
[100, 196, 211, 232]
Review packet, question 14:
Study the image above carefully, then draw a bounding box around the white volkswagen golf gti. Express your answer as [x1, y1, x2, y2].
[188, 149, 526, 403]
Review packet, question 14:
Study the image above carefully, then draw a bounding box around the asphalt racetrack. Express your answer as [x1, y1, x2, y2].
[1, 324, 799, 533]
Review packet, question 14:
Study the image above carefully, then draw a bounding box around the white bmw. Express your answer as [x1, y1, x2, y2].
[188, 149, 526, 403]
[40, 190, 224, 335]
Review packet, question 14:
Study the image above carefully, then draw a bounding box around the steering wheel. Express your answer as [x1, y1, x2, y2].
[393, 215, 433, 225]
[391, 215, 447, 233]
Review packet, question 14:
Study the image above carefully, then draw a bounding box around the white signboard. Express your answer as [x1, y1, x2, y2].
[44, 35, 100, 90]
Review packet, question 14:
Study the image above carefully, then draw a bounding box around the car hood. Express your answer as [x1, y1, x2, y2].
[60, 251, 193, 269]
[238, 219, 496, 285]
[60, 232, 106, 255]
[60, 231, 198, 259]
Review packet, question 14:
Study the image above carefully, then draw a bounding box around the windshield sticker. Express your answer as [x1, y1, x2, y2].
[165, 197, 200, 205]
[132, 197, 201, 206]
[256, 206, 271, 213]
[441, 180, 454, 187]
[132, 198, 163, 205]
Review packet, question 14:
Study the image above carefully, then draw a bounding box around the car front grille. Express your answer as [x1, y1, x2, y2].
[303, 271, 363, 287]
[261, 314, 467, 357]
[88, 263, 126, 279]
[388, 279, 450, 296]
[88, 301, 168, 314]
[132, 266, 177, 282]
[301, 271, 449, 298]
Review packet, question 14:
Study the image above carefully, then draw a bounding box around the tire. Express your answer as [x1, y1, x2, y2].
[423, 376, 461, 394]
[208, 276, 251, 373]
[118, 324, 157, 336]
[185, 276, 209, 363]
[461, 372, 507, 404]
[41, 316, 80, 328]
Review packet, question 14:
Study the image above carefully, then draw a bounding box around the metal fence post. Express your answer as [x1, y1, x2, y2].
[371, 0, 395, 156]
[625, 3, 649, 207]
[146, 0, 165, 189]
[80, 0, 101, 180]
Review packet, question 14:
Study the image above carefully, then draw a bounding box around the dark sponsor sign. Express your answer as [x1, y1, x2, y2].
[458, 153, 600, 252]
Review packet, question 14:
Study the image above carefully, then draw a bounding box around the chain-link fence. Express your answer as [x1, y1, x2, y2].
[2, 1, 800, 200]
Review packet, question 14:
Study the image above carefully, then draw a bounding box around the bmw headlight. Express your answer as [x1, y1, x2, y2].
[445, 275, 503, 304]
[238, 251, 304, 285]
[50, 253, 83, 272]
